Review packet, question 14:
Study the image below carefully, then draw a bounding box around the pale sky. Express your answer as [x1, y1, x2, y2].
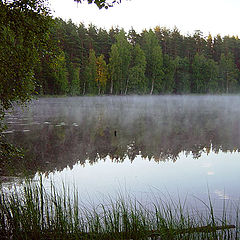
[49, 0, 240, 37]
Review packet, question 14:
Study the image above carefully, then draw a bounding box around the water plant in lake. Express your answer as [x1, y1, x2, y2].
[0, 179, 239, 239]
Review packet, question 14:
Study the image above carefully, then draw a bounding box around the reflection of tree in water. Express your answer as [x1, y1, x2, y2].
[2, 96, 240, 175]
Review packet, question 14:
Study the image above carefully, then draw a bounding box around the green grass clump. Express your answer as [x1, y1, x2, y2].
[0, 179, 239, 239]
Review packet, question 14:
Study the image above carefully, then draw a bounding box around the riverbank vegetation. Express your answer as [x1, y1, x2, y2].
[0, 0, 54, 164]
[0, 180, 239, 239]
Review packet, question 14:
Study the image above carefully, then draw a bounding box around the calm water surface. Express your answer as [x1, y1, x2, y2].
[2, 95, 240, 213]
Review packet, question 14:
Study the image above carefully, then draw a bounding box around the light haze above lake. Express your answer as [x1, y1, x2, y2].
[2, 95, 240, 213]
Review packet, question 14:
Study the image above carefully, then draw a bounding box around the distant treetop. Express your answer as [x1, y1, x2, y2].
[74, 0, 121, 9]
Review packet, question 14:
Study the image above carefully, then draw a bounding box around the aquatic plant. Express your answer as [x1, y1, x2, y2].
[0, 179, 238, 239]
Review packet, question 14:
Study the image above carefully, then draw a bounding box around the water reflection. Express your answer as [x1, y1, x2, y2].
[2, 95, 240, 176]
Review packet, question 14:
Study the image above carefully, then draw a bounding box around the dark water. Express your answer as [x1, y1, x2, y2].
[2, 95, 240, 212]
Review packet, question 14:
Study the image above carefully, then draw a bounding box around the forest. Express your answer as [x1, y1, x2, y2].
[35, 18, 240, 96]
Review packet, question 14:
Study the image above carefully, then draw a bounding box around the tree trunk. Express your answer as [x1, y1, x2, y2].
[226, 72, 229, 94]
[110, 79, 113, 94]
[98, 85, 101, 95]
[124, 77, 129, 95]
[83, 81, 86, 95]
[120, 79, 123, 95]
[150, 78, 154, 95]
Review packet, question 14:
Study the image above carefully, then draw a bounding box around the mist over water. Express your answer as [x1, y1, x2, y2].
[2, 95, 240, 212]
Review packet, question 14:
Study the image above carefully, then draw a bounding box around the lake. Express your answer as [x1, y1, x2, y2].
[2, 95, 240, 216]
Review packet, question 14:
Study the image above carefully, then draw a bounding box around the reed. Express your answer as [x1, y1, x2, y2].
[0, 179, 238, 239]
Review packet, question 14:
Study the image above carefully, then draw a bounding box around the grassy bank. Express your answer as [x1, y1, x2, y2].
[0, 180, 239, 239]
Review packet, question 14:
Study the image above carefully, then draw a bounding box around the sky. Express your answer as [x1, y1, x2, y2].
[49, 0, 240, 37]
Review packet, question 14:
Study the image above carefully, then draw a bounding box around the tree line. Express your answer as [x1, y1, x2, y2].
[35, 18, 240, 96]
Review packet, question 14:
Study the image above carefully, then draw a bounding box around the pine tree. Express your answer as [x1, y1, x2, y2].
[213, 35, 223, 62]
[206, 34, 214, 59]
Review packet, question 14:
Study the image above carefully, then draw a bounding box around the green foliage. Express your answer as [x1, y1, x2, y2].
[0, 0, 53, 112]
[192, 54, 210, 93]
[35, 50, 69, 95]
[0, 131, 24, 168]
[2, 4, 240, 111]
[74, 0, 121, 9]
[109, 44, 121, 94]
[173, 57, 191, 93]
[84, 49, 98, 94]
[128, 44, 147, 94]
[0, 0, 53, 161]
[206, 59, 220, 93]
[151, 45, 164, 93]
[53, 52, 69, 94]
[213, 35, 223, 62]
[141, 30, 163, 94]
[33, 18, 240, 96]
[108, 30, 132, 94]
[219, 53, 238, 93]
[162, 55, 175, 93]
[115, 30, 132, 94]
[69, 64, 80, 95]
[96, 54, 108, 94]
[0, 179, 238, 239]
[192, 54, 220, 93]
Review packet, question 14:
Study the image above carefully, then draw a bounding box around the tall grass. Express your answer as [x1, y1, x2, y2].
[0, 179, 239, 239]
